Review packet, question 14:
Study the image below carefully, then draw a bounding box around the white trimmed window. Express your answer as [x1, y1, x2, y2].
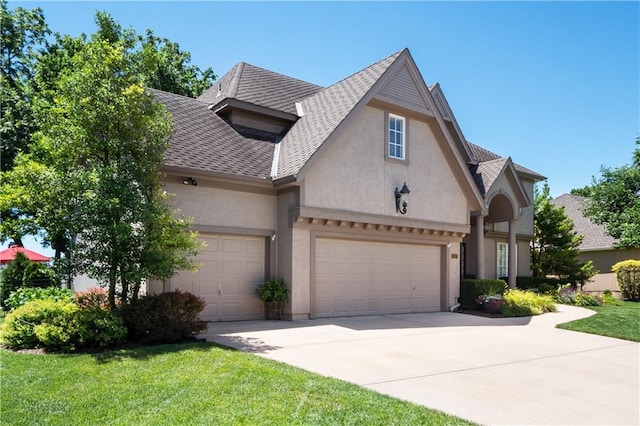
[497, 242, 508, 278]
[388, 114, 405, 160]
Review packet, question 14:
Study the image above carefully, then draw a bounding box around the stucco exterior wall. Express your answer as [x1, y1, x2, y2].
[165, 182, 277, 230]
[302, 106, 469, 226]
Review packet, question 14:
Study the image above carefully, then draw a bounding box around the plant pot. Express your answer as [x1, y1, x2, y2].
[264, 301, 285, 320]
[482, 299, 503, 315]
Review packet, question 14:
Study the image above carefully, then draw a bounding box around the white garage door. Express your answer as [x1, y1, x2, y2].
[170, 234, 265, 321]
[315, 239, 441, 318]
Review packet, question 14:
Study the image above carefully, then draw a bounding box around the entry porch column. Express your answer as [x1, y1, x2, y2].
[475, 215, 486, 279]
[508, 219, 517, 288]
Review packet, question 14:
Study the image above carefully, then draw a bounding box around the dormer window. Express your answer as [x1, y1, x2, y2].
[388, 114, 405, 160]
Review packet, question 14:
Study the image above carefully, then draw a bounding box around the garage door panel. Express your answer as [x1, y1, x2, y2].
[315, 239, 441, 318]
[170, 234, 265, 321]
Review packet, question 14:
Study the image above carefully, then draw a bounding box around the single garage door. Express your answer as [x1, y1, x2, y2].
[314, 239, 441, 318]
[170, 234, 265, 321]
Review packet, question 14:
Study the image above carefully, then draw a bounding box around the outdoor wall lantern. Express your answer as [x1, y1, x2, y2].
[395, 182, 410, 214]
[183, 177, 198, 186]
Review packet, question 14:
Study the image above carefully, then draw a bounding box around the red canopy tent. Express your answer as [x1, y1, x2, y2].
[0, 246, 51, 265]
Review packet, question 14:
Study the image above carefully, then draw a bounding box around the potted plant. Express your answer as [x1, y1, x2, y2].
[256, 278, 288, 320]
[476, 293, 504, 314]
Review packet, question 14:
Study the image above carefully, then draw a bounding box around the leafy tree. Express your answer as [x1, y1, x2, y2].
[579, 138, 640, 249]
[0, 0, 49, 170]
[531, 183, 597, 287]
[26, 37, 202, 308]
[1, 9, 213, 293]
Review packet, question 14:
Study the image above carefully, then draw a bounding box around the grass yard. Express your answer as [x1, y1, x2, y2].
[1, 342, 475, 426]
[557, 301, 640, 342]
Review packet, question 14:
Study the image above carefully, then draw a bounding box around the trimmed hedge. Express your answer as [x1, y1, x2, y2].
[459, 279, 507, 310]
[513, 276, 569, 290]
[612, 259, 640, 301]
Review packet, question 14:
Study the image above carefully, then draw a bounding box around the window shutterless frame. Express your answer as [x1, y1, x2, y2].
[387, 113, 406, 160]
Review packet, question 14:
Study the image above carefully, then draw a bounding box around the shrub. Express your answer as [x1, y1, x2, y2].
[515, 276, 568, 291]
[459, 279, 507, 310]
[22, 262, 58, 288]
[0, 299, 127, 352]
[573, 292, 600, 307]
[600, 292, 623, 306]
[612, 260, 640, 301]
[120, 290, 206, 345]
[0, 252, 31, 308]
[4, 286, 75, 311]
[0, 299, 77, 350]
[501, 289, 557, 317]
[256, 278, 288, 303]
[75, 287, 111, 310]
[73, 308, 128, 349]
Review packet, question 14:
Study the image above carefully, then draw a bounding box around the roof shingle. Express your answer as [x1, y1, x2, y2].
[152, 88, 274, 179]
[276, 50, 403, 178]
[198, 62, 323, 116]
[551, 194, 617, 250]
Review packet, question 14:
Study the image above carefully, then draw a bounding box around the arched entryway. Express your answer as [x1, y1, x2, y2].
[470, 192, 519, 288]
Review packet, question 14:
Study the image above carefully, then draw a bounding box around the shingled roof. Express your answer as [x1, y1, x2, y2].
[552, 194, 618, 251]
[156, 49, 543, 187]
[152, 88, 274, 179]
[467, 142, 544, 180]
[197, 62, 322, 116]
[275, 50, 403, 178]
[471, 157, 508, 196]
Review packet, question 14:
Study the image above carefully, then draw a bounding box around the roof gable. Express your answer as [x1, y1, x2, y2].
[275, 50, 403, 179]
[467, 141, 545, 180]
[472, 157, 531, 207]
[374, 64, 434, 117]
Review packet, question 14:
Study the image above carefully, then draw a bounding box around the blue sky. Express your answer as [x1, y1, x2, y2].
[6, 1, 640, 255]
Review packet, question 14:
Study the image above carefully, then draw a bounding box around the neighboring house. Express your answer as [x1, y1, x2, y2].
[0, 244, 50, 265]
[148, 48, 544, 321]
[552, 194, 640, 293]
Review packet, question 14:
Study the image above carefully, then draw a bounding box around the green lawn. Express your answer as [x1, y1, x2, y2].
[1, 342, 475, 425]
[557, 301, 640, 342]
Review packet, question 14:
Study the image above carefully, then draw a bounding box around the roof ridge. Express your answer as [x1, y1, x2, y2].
[147, 87, 210, 105]
[322, 49, 405, 92]
[240, 62, 324, 90]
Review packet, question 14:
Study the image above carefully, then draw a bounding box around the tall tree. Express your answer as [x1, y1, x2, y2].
[580, 138, 640, 249]
[29, 37, 201, 307]
[531, 183, 597, 286]
[0, 0, 49, 171]
[1, 9, 215, 256]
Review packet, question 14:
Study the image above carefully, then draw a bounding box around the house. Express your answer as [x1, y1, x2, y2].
[148, 48, 544, 321]
[552, 193, 640, 293]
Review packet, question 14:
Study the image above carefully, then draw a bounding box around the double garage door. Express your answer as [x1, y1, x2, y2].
[169, 234, 265, 322]
[314, 239, 442, 318]
[170, 235, 442, 321]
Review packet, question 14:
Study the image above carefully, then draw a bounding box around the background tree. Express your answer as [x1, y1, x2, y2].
[577, 138, 640, 249]
[531, 183, 597, 287]
[0, 0, 49, 171]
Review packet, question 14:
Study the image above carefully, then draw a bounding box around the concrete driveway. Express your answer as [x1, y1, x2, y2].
[203, 305, 639, 425]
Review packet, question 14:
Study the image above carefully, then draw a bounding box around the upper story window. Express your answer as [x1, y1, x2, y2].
[388, 114, 405, 160]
